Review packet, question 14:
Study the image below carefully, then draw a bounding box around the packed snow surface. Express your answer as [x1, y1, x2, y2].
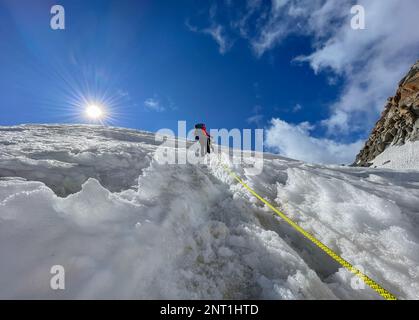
[371, 141, 419, 170]
[1, 124, 419, 299]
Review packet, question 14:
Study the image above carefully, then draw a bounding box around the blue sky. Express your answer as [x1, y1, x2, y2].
[1, 0, 418, 164]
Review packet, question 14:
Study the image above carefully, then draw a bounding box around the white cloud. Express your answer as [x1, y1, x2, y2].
[250, 0, 329, 57]
[247, 105, 264, 126]
[185, 20, 198, 33]
[186, 9, 232, 55]
[117, 89, 130, 98]
[239, 0, 419, 136]
[202, 25, 232, 54]
[265, 118, 364, 164]
[247, 114, 264, 126]
[297, 0, 419, 135]
[292, 103, 302, 112]
[223, 0, 419, 144]
[144, 98, 165, 112]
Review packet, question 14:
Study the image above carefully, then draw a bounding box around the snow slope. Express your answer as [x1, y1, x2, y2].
[1, 124, 419, 299]
[371, 141, 419, 170]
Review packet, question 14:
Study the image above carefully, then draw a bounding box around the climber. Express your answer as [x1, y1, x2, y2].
[194, 123, 214, 156]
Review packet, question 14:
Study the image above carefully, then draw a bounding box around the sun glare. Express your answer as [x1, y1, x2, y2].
[85, 104, 104, 120]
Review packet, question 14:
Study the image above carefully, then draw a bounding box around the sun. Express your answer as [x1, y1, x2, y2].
[85, 104, 105, 120]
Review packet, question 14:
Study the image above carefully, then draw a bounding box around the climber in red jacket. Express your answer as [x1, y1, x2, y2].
[194, 123, 213, 156]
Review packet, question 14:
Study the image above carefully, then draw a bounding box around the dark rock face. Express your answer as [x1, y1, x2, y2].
[354, 61, 419, 166]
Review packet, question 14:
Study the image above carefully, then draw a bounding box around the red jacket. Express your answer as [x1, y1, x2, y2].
[202, 127, 210, 137]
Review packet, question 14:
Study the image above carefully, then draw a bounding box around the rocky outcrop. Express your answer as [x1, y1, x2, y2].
[354, 61, 419, 166]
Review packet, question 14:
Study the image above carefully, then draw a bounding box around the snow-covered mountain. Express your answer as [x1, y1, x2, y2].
[355, 61, 419, 169]
[1, 124, 419, 299]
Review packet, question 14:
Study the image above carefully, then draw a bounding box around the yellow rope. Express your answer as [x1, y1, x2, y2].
[222, 164, 397, 300]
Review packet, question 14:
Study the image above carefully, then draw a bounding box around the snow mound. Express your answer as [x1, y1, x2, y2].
[1, 124, 419, 299]
[0, 125, 152, 196]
